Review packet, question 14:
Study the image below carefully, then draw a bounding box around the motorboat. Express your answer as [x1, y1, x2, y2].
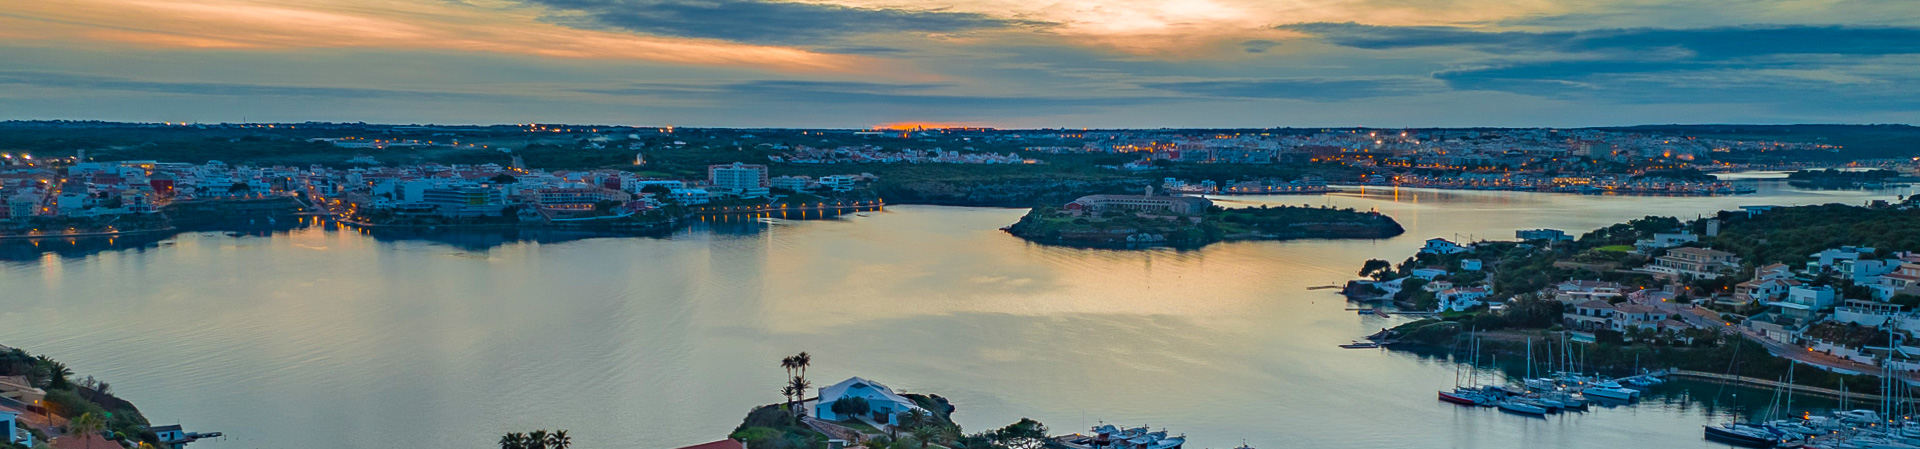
[1625, 376, 1664, 387]
[1703, 423, 1788, 448]
[1338, 341, 1380, 349]
[1583, 385, 1638, 401]
[1763, 420, 1822, 439]
[1497, 399, 1548, 417]
[1838, 409, 1886, 424]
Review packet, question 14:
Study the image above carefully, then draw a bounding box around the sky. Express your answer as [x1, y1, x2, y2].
[2, 0, 1918, 127]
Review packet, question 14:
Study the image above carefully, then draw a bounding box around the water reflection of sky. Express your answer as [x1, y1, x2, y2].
[0, 181, 1912, 449]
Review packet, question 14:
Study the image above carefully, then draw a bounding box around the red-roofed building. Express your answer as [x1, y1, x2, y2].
[50, 432, 116, 449]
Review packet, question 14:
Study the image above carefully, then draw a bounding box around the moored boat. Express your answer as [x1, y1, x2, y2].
[1438, 389, 1486, 406]
[1497, 399, 1548, 417]
[1703, 423, 1788, 448]
[1583, 385, 1638, 401]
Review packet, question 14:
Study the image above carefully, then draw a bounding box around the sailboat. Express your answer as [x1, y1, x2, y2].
[1439, 329, 1496, 406]
[1703, 338, 1793, 448]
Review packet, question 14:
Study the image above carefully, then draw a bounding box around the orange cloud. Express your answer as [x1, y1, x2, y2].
[3, 0, 880, 73]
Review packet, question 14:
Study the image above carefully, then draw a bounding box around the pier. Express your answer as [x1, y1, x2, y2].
[1667, 369, 1920, 404]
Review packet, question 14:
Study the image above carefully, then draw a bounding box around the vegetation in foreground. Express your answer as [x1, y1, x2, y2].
[0, 346, 157, 449]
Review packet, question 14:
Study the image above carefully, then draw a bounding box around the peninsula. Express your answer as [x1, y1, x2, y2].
[1004, 192, 1404, 249]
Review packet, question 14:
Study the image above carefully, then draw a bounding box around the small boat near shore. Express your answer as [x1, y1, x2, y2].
[1338, 341, 1380, 349]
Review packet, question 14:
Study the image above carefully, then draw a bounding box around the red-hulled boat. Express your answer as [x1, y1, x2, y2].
[1437, 390, 1482, 405]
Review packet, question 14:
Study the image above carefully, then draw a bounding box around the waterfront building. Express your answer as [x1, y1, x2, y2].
[1516, 228, 1573, 241]
[813, 377, 925, 426]
[1564, 301, 1616, 332]
[1068, 194, 1212, 216]
[818, 175, 859, 192]
[421, 187, 507, 217]
[528, 187, 632, 211]
[769, 176, 811, 191]
[1437, 286, 1491, 312]
[668, 188, 712, 205]
[708, 162, 769, 198]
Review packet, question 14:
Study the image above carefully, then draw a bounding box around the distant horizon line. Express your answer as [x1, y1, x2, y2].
[4, 119, 1917, 131]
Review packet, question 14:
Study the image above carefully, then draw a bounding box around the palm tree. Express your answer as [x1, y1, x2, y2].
[546, 430, 571, 449]
[793, 352, 812, 382]
[779, 355, 800, 409]
[67, 412, 106, 449]
[780, 356, 799, 379]
[499, 432, 527, 449]
[908, 425, 938, 449]
[780, 384, 799, 413]
[787, 376, 812, 422]
[527, 430, 550, 449]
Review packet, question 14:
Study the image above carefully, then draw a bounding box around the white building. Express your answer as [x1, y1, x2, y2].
[818, 175, 859, 192]
[1420, 238, 1468, 255]
[669, 188, 712, 205]
[1437, 287, 1491, 312]
[708, 162, 769, 198]
[814, 377, 926, 426]
[1634, 232, 1698, 252]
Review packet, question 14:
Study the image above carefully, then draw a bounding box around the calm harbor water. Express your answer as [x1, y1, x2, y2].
[2, 180, 1915, 449]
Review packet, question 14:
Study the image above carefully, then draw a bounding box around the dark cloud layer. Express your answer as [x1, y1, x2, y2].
[0, 70, 490, 99]
[1274, 22, 1920, 109]
[1141, 78, 1439, 101]
[579, 79, 1166, 110]
[527, 0, 1021, 45]
[1279, 23, 1920, 59]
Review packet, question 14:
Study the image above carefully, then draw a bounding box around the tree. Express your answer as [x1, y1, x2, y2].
[68, 412, 106, 449]
[793, 352, 811, 383]
[786, 376, 811, 419]
[992, 418, 1047, 449]
[228, 182, 250, 194]
[775, 356, 798, 410]
[499, 432, 527, 449]
[830, 396, 870, 418]
[1359, 259, 1393, 279]
[34, 356, 71, 389]
[547, 430, 570, 449]
[909, 425, 938, 449]
[527, 430, 550, 449]
[490, 174, 519, 184]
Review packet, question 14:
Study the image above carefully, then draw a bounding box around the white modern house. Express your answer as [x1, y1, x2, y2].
[814, 377, 926, 426]
[1420, 238, 1468, 255]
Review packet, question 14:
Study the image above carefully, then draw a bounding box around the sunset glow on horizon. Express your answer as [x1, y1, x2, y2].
[3, 0, 1917, 127]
